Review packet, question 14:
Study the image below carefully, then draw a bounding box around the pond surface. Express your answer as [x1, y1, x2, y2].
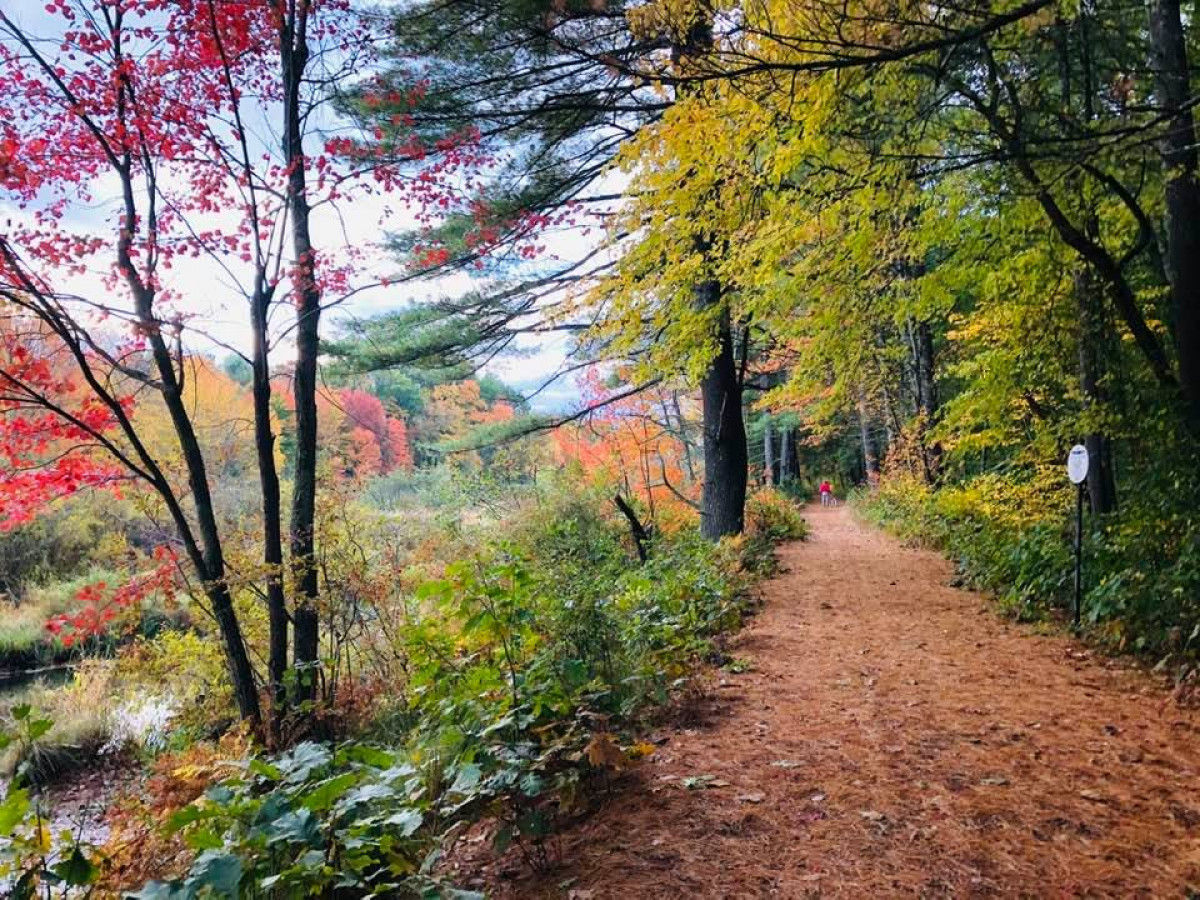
[0, 666, 74, 703]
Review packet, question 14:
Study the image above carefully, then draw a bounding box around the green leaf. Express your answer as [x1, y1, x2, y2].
[51, 846, 97, 886]
[11, 703, 30, 721]
[25, 718, 52, 742]
[300, 772, 359, 812]
[342, 744, 395, 768]
[265, 808, 321, 846]
[124, 881, 181, 900]
[11, 870, 37, 900]
[492, 824, 513, 853]
[188, 850, 242, 897]
[278, 742, 332, 783]
[167, 804, 206, 832]
[382, 808, 424, 837]
[519, 773, 544, 797]
[516, 808, 549, 838]
[448, 763, 481, 796]
[248, 759, 283, 781]
[184, 828, 224, 851]
[0, 788, 30, 836]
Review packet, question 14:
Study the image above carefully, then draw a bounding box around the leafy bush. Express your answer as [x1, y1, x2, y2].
[745, 488, 809, 543]
[0, 500, 127, 601]
[857, 472, 1200, 658]
[129, 487, 773, 897]
[112, 629, 233, 735]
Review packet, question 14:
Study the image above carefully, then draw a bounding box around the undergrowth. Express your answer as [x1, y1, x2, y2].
[855, 473, 1200, 666]
[83, 485, 804, 898]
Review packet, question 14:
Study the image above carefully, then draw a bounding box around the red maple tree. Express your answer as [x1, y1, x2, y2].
[0, 0, 475, 730]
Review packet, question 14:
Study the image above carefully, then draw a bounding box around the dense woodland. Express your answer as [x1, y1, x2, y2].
[0, 0, 1197, 895]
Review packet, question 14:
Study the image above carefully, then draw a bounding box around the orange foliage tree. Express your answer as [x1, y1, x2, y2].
[552, 370, 699, 527]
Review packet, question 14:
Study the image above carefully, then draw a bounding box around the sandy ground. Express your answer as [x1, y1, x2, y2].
[472, 504, 1200, 898]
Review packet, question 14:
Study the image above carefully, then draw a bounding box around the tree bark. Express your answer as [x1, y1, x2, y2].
[280, 4, 321, 702]
[250, 286, 289, 728]
[1148, 0, 1200, 429]
[762, 414, 775, 485]
[910, 319, 941, 482]
[133, 286, 261, 723]
[613, 494, 651, 562]
[857, 393, 879, 481]
[779, 425, 792, 483]
[1075, 266, 1119, 514]
[700, 292, 749, 540]
[671, 16, 749, 541]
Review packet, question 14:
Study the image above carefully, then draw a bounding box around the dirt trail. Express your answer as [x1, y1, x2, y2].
[479, 505, 1200, 898]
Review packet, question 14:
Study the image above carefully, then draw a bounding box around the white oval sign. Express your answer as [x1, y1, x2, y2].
[1067, 444, 1089, 484]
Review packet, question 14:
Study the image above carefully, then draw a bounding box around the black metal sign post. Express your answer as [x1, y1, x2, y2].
[1066, 444, 1089, 632]
[1074, 479, 1084, 630]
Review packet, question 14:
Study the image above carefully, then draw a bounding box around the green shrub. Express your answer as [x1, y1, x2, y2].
[137, 486, 774, 897]
[746, 488, 809, 542]
[857, 473, 1200, 657]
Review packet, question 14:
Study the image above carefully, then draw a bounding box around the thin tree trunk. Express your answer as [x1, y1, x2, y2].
[1076, 266, 1119, 513]
[113, 123, 261, 722]
[250, 286, 289, 729]
[779, 425, 791, 483]
[763, 414, 774, 485]
[1148, 0, 1200, 429]
[1059, 12, 1117, 515]
[280, 4, 321, 702]
[672, 392, 698, 482]
[911, 320, 941, 482]
[857, 393, 879, 481]
[135, 292, 261, 723]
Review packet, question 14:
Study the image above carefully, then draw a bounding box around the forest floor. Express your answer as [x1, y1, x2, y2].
[464, 504, 1200, 898]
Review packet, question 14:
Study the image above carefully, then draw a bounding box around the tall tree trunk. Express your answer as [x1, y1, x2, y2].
[250, 287, 289, 730]
[674, 16, 748, 540]
[909, 319, 941, 482]
[280, 5, 321, 702]
[1148, 0, 1200, 429]
[115, 168, 261, 723]
[1056, 13, 1117, 516]
[137, 306, 261, 723]
[857, 393, 879, 481]
[1076, 266, 1119, 514]
[700, 293, 748, 541]
[779, 425, 792, 483]
[762, 414, 774, 485]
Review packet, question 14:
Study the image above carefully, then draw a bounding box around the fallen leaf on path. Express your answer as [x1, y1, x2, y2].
[1079, 789, 1110, 803]
[585, 732, 626, 770]
[771, 760, 803, 769]
[737, 792, 765, 803]
[859, 810, 886, 821]
[980, 775, 1010, 786]
[627, 741, 656, 760]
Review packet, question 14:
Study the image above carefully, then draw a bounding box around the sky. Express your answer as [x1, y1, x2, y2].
[0, 0, 595, 414]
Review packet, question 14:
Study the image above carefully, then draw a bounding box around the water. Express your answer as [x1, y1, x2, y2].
[0, 666, 75, 703]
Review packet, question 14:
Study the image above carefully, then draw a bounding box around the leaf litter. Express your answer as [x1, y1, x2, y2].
[453, 507, 1200, 897]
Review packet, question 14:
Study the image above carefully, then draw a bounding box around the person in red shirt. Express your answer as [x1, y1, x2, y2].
[819, 480, 834, 506]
